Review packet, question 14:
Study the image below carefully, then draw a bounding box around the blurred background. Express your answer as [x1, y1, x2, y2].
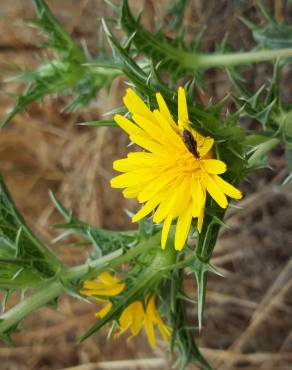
[0, 0, 292, 369]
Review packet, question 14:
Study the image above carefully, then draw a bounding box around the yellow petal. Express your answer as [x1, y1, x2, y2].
[213, 175, 242, 199]
[114, 152, 161, 173]
[138, 168, 178, 203]
[129, 134, 168, 155]
[178, 86, 189, 126]
[132, 113, 162, 140]
[156, 92, 177, 131]
[98, 272, 120, 285]
[202, 159, 227, 174]
[101, 284, 125, 296]
[152, 110, 183, 148]
[113, 157, 153, 173]
[147, 295, 170, 342]
[202, 173, 228, 208]
[191, 178, 205, 217]
[114, 114, 146, 137]
[118, 304, 134, 336]
[123, 88, 154, 121]
[153, 201, 169, 224]
[123, 183, 145, 198]
[170, 175, 192, 217]
[82, 280, 102, 290]
[174, 205, 192, 250]
[112, 167, 158, 189]
[195, 135, 214, 157]
[80, 284, 124, 296]
[95, 302, 112, 318]
[161, 214, 173, 249]
[197, 204, 205, 233]
[152, 175, 183, 223]
[113, 158, 136, 173]
[130, 301, 144, 336]
[144, 311, 156, 348]
[145, 295, 157, 322]
[157, 320, 171, 342]
[132, 195, 161, 222]
[153, 196, 173, 224]
[111, 172, 140, 188]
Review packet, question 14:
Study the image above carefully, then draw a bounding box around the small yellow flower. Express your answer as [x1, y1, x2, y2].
[81, 272, 125, 318]
[117, 295, 170, 348]
[81, 274, 169, 347]
[111, 87, 242, 250]
[81, 272, 125, 296]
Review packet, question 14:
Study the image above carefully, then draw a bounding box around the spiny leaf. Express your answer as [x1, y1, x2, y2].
[266, 59, 281, 105]
[253, 20, 292, 50]
[78, 120, 117, 127]
[0, 175, 61, 281]
[120, 0, 199, 76]
[121, 0, 179, 65]
[165, 0, 189, 32]
[50, 192, 139, 256]
[191, 257, 223, 330]
[245, 84, 266, 109]
[242, 3, 292, 52]
[1, 1, 119, 128]
[254, 99, 277, 128]
[32, 0, 83, 59]
[230, 68, 280, 132]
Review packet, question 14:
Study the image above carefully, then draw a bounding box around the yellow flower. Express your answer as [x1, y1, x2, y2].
[111, 87, 242, 250]
[117, 294, 170, 348]
[81, 272, 125, 318]
[81, 274, 169, 347]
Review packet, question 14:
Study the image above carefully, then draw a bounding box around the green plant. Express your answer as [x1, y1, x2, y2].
[0, 1, 291, 369]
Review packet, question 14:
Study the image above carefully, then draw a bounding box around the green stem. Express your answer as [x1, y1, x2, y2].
[196, 207, 225, 262]
[0, 176, 61, 275]
[0, 234, 160, 335]
[0, 281, 63, 334]
[183, 48, 292, 69]
[64, 233, 160, 279]
[248, 138, 280, 167]
[84, 63, 122, 77]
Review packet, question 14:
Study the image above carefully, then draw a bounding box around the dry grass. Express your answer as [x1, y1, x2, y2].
[0, 1, 292, 369]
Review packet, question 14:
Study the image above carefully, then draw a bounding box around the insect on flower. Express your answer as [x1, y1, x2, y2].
[111, 87, 243, 250]
[182, 128, 200, 158]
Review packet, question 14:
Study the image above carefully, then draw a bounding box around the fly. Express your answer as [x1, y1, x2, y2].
[183, 129, 200, 158]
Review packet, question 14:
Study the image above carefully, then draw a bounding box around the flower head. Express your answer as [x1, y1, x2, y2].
[80, 272, 125, 318]
[111, 87, 242, 250]
[117, 294, 170, 348]
[81, 274, 169, 347]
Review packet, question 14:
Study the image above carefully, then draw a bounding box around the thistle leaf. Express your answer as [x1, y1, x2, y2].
[120, 0, 199, 77]
[78, 120, 117, 127]
[0, 175, 61, 284]
[165, 0, 189, 32]
[50, 192, 139, 256]
[1, 0, 119, 128]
